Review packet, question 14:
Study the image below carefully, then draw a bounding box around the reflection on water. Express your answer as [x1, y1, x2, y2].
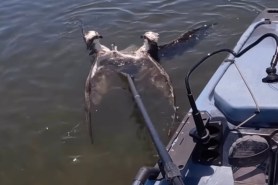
[0, 0, 277, 184]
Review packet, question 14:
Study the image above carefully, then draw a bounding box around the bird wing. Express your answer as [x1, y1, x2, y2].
[84, 62, 119, 143]
[134, 56, 177, 132]
[158, 24, 215, 61]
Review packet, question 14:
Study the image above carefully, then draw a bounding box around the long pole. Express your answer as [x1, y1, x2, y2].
[124, 73, 185, 185]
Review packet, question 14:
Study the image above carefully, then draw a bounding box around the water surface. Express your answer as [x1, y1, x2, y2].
[0, 0, 277, 184]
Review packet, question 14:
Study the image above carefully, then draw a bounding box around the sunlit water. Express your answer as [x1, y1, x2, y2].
[0, 0, 277, 184]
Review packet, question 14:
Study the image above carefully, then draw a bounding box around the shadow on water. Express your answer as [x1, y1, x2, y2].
[0, 0, 277, 184]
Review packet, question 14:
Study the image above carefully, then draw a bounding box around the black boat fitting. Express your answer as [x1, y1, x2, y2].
[262, 66, 278, 83]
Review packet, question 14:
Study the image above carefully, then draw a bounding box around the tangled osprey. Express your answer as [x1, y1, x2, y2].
[81, 25, 212, 142]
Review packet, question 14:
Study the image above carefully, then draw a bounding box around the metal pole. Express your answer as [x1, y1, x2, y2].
[124, 74, 184, 185]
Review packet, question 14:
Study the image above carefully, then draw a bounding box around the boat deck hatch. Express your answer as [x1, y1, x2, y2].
[214, 36, 278, 127]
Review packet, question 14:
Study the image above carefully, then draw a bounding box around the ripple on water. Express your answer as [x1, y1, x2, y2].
[1, 0, 278, 185]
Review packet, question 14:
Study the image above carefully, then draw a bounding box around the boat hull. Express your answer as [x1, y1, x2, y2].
[141, 8, 278, 185]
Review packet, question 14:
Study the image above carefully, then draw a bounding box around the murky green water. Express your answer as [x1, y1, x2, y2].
[0, 0, 277, 184]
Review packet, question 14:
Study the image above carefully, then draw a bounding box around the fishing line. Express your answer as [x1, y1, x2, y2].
[232, 61, 260, 129]
[268, 83, 278, 91]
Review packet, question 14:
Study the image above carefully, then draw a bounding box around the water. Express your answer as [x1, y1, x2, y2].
[0, 0, 277, 184]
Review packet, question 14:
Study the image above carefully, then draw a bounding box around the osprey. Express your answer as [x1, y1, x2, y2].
[81, 25, 212, 142]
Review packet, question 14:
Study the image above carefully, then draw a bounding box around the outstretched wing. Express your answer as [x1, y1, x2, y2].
[84, 69, 93, 143]
[158, 24, 215, 61]
[84, 63, 118, 143]
[135, 56, 177, 132]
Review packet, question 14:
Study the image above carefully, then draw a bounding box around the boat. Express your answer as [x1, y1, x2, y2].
[127, 8, 278, 185]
